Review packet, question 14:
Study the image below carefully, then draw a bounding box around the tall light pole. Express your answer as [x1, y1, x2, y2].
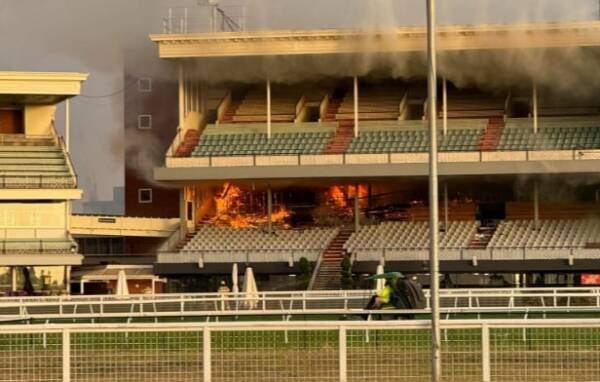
[426, 0, 441, 381]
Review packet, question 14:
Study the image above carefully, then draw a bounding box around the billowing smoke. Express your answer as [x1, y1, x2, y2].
[1, 0, 598, 212]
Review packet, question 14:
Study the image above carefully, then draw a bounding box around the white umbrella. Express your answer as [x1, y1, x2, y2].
[115, 270, 129, 296]
[242, 267, 258, 309]
[375, 264, 385, 292]
[232, 263, 239, 293]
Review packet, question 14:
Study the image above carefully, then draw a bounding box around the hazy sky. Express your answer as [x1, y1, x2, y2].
[0, 0, 597, 213]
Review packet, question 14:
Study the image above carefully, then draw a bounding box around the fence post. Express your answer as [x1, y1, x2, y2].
[62, 329, 71, 382]
[339, 326, 347, 382]
[204, 327, 212, 382]
[481, 324, 491, 382]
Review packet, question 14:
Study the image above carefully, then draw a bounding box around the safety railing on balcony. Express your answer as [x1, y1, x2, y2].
[165, 148, 600, 168]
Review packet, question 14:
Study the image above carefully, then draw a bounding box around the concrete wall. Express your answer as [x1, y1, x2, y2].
[24, 105, 56, 136]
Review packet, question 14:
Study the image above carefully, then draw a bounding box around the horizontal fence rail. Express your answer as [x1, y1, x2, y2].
[2, 319, 600, 381]
[165, 149, 600, 168]
[2, 288, 600, 321]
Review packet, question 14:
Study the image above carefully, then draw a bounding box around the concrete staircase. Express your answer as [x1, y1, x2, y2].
[310, 228, 353, 290]
[326, 121, 354, 154]
[476, 117, 505, 151]
[467, 225, 497, 249]
[220, 97, 244, 123]
[174, 129, 200, 157]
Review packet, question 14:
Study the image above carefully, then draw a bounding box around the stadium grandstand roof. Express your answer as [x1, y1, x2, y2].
[150, 21, 600, 58]
[0, 71, 89, 104]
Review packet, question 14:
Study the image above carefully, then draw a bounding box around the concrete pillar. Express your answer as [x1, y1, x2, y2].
[65, 99, 70, 153]
[178, 63, 185, 127]
[354, 184, 360, 232]
[267, 78, 272, 140]
[267, 187, 273, 234]
[442, 77, 447, 136]
[80, 280, 85, 295]
[532, 82, 538, 134]
[353, 76, 359, 138]
[179, 188, 187, 240]
[443, 182, 449, 231]
[10, 267, 16, 292]
[533, 181, 540, 231]
[64, 266, 71, 294]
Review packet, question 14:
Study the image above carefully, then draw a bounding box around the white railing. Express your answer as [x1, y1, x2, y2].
[165, 149, 600, 168]
[3, 318, 600, 381]
[350, 246, 600, 262]
[3, 288, 600, 321]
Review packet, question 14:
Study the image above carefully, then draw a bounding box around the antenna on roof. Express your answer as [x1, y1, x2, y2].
[198, 0, 243, 32]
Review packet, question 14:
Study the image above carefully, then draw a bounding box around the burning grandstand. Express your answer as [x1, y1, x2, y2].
[123, 20, 600, 291]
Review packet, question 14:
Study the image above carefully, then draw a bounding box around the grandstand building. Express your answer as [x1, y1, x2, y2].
[0, 71, 87, 294]
[149, 22, 600, 290]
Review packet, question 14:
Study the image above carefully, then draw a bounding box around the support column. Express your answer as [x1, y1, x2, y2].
[532, 82, 538, 134]
[65, 99, 70, 153]
[267, 78, 272, 140]
[10, 267, 16, 292]
[533, 180, 540, 231]
[442, 77, 447, 136]
[353, 76, 359, 138]
[426, 0, 442, 379]
[267, 187, 273, 234]
[443, 182, 449, 231]
[178, 63, 185, 127]
[354, 184, 360, 233]
[179, 188, 187, 240]
[64, 266, 71, 294]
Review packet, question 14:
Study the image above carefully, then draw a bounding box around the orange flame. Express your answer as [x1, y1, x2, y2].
[325, 185, 368, 215]
[212, 182, 290, 228]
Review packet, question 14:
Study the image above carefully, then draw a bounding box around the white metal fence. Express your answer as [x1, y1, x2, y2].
[2, 288, 600, 321]
[2, 319, 600, 381]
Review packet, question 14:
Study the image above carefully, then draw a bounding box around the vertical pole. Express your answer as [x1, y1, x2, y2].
[203, 327, 212, 382]
[65, 99, 70, 153]
[354, 184, 360, 233]
[339, 326, 347, 382]
[426, 0, 442, 380]
[443, 182, 449, 232]
[168, 8, 173, 33]
[532, 82, 538, 134]
[64, 266, 71, 294]
[353, 76, 359, 138]
[11, 267, 16, 292]
[267, 78, 272, 140]
[533, 180, 539, 231]
[62, 329, 71, 382]
[267, 187, 273, 234]
[442, 77, 447, 136]
[178, 63, 185, 127]
[481, 325, 491, 382]
[179, 188, 187, 240]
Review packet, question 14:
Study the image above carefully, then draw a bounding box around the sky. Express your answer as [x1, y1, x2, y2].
[0, 0, 597, 213]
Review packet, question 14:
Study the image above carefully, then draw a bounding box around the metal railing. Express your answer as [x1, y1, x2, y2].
[165, 148, 600, 168]
[350, 246, 600, 262]
[3, 288, 600, 321]
[3, 318, 600, 381]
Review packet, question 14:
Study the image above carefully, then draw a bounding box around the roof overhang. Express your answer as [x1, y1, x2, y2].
[150, 21, 600, 58]
[0, 71, 89, 105]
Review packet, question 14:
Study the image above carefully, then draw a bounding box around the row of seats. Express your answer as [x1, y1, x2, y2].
[0, 135, 75, 189]
[347, 128, 482, 153]
[499, 119, 600, 151]
[489, 219, 600, 249]
[192, 124, 334, 157]
[187, 117, 600, 158]
[344, 221, 478, 251]
[181, 226, 339, 253]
